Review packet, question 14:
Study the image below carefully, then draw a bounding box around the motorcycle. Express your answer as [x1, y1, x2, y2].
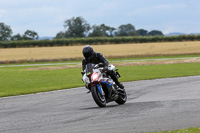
[81, 63, 127, 107]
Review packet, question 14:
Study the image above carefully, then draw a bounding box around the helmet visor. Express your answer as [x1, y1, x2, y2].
[83, 52, 92, 58]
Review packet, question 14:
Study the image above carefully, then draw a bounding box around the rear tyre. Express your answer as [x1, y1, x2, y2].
[91, 85, 106, 107]
[115, 88, 127, 105]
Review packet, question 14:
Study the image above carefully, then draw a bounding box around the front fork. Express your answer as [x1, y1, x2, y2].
[100, 80, 114, 98]
[91, 83, 105, 95]
[92, 80, 115, 98]
[97, 84, 105, 95]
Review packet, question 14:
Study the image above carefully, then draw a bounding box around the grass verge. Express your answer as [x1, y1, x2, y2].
[1, 54, 200, 66]
[1, 63, 200, 97]
[147, 127, 200, 133]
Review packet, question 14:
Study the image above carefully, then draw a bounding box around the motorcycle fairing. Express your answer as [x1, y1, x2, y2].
[100, 80, 112, 89]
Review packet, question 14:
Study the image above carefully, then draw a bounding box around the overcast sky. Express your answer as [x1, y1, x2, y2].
[0, 0, 200, 37]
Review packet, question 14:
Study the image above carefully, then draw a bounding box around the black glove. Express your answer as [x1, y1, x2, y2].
[98, 63, 104, 67]
[81, 71, 85, 75]
[94, 63, 104, 69]
[103, 66, 108, 72]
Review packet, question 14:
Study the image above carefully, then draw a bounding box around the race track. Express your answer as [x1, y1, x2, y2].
[1, 76, 200, 133]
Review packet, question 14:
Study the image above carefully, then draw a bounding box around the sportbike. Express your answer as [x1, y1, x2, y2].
[81, 63, 127, 107]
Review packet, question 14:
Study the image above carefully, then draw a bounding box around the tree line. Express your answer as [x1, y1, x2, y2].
[0, 22, 39, 41]
[0, 16, 164, 41]
[55, 16, 164, 39]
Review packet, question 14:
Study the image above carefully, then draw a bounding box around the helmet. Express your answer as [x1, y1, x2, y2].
[82, 45, 94, 58]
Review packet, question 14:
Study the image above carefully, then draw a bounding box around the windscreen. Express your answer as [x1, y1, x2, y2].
[85, 63, 94, 76]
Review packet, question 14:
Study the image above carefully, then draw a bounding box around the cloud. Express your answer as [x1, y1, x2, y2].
[1, 0, 200, 36]
[0, 0, 71, 36]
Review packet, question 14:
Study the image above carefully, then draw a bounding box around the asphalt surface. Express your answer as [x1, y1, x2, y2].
[1, 76, 200, 133]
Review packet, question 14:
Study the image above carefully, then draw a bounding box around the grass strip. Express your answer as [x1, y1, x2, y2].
[147, 127, 200, 133]
[1, 54, 200, 66]
[1, 63, 200, 97]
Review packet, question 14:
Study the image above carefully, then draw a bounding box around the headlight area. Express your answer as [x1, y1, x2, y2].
[91, 73, 99, 82]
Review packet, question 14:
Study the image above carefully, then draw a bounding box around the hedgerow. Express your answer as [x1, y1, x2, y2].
[0, 35, 200, 48]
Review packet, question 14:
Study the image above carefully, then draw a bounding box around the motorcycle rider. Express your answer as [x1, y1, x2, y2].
[82, 45, 124, 89]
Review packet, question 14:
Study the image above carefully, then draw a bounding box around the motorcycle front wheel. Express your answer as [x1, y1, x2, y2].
[91, 85, 106, 107]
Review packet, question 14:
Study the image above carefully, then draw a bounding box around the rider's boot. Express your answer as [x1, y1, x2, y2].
[107, 69, 124, 89]
[113, 77, 124, 89]
[115, 81, 124, 89]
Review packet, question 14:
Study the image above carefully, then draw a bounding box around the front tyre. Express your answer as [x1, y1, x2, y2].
[91, 85, 106, 107]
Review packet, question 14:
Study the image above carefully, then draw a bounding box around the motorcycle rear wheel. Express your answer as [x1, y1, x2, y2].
[91, 85, 106, 107]
[115, 89, 127, 105]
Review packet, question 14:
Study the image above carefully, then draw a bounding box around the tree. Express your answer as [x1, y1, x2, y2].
[55, 31, 66, 39]
[107, 27, 116, 37]
[0, 22, 12, 41]
[148, 30, 164, 36]
[23, 30, 39, 40]
[88, 25, 106, 37]
[11, 33, 23, 41]
[115, 24, 137, 36]
[64, 16, 90, 37]
[88, 24, 116, 37]
[136, 29, 148, 36]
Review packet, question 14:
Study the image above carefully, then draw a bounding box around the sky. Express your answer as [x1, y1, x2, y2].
[0, 0, 200, 37]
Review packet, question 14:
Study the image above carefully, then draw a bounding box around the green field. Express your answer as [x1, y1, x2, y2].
[1, 61, 200, 97]
[147, 127, 200, 133]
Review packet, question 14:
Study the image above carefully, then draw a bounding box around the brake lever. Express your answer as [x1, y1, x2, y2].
[81, 71, 85, 75]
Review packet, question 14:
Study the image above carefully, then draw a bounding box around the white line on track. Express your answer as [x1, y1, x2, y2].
[0, 63, 78, 68]
[110, 56, 200, 62]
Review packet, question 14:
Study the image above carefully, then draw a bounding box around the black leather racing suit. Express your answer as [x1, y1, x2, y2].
[82, 52, 123, 88]
[82, 52, 109, 71]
